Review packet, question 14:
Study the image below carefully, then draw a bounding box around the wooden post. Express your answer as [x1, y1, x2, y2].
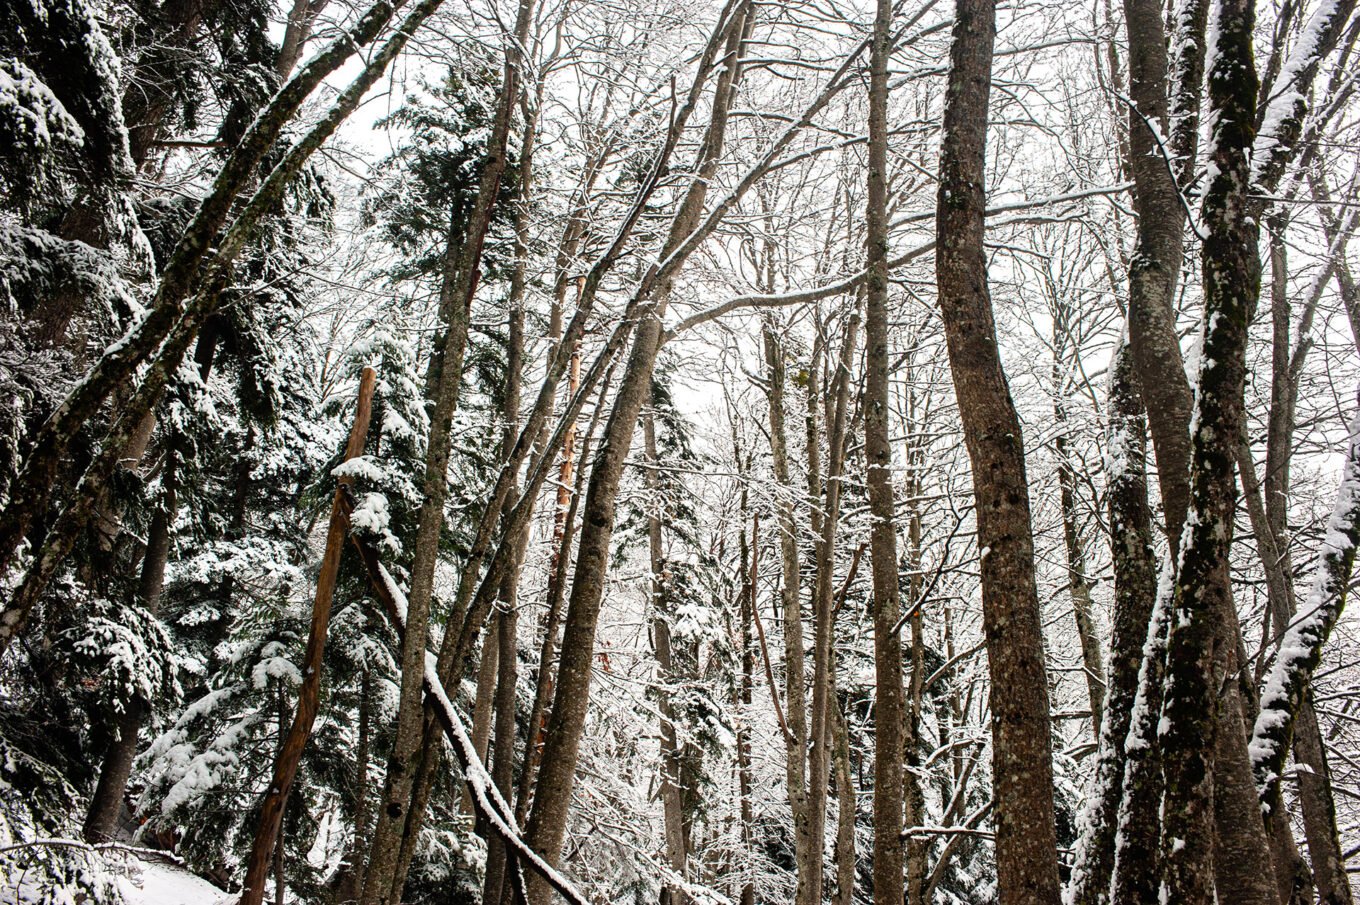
[240, 366, 377, 905]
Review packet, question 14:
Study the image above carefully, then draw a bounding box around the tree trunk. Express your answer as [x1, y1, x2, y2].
[0, 0, 420, 596]
[1119, 0, 1202, 553]
[760, 319, 814, 905]
[901, 345, 927, 905]
[521, 10, 751, 901]
[240, 367, 376, 905]
[361, 4, 533, 899]
[1259, 207, 1355, 905]
[82, 425, 181, 842]
[737, 510, 758, 905]
[806, 301, 860, 905]
[515, 348, 600, 828]
[1055, 391, 1105, 738]
[831, 686, 856, 905]
[482, 602, 521, 905]
[1156, 1, 1260, 899]
[334, 667, 373, 903]
[934, 1, 1061, 902]
[864, 0, 906, 902]
[1068, 339, 1158, 905]
[646, 410, 691, 905]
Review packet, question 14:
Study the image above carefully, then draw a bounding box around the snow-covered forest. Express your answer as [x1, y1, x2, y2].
[2, 0, 1359, 903]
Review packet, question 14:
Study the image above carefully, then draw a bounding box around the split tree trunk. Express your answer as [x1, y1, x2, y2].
[240, 366, 376, 905]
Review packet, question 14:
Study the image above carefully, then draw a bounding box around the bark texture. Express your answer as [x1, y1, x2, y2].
[1066, 339, 1157, 905]
[1156, 1, 1260, 900]
[865, 0, 906, 900]
[934, 1, 1061, 901]
[240, 367, 376, 905]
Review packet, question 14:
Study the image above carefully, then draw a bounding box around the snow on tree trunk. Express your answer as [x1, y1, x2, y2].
[1066, 337, 1158, 905]
[1250, 405, 1360, 813]
[1155, 0, 1262, 901]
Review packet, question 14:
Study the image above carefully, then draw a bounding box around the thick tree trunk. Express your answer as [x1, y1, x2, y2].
[864, 1, 905, 902]
[1119, 0, 1202, 553]
[1156, 1, 1260, 900]
[1109, 578, 1171, 905]
[934, 2, 1061, 902]
[240, 367, 376, 905]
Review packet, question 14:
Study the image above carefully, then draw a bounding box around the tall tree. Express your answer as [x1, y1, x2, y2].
[864, 0, 906, 901]
[934, 1, 1062, 902]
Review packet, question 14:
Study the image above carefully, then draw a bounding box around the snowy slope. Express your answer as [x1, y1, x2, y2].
[118, 858, 232, 905]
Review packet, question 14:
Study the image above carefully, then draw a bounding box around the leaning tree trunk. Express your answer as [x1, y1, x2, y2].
[0, 0, 419, 597]
[521, 11, 752, 901]
[934, 1, 1062, 902]
[1156, 1, 1260, 902]
[360, 3, 534, 900]
[0, 0, 449, 657]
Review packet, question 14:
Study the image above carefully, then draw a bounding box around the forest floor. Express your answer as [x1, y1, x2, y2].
[6, 853, 229, 905]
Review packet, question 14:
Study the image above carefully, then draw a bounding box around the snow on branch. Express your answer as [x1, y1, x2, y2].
[667, 183, 1128, 337]
[1251, 0, 1354, 192]
[1249, 401, 1360, 812]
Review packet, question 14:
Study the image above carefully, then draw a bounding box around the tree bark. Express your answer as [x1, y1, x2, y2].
[1156, 1, 1260, 900]
[806, 301, 860, 905]
[1066, 338, 1157, 905]
[934, 1, 1061, 902]
[760, 319, 814, 905]
[1120, 0, 1203, 552]
[646, 410, 691, 905]
[360, 3, 533, 898]
[520, 9, 752, 901]
[864, 0, 906, 902]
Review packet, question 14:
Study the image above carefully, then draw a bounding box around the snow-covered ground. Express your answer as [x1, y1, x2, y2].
[119, 858, 231, 905]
